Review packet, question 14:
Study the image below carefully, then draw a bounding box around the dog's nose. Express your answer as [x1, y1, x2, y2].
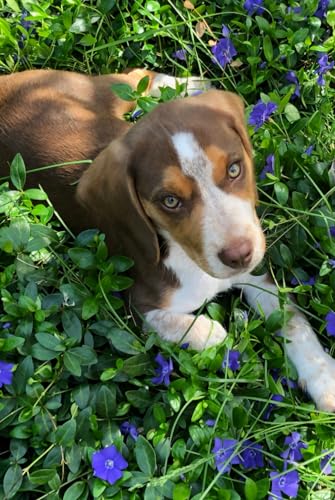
[218, 239, 253, 269]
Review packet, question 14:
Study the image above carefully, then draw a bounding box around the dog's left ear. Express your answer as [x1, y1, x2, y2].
[194, 89, 253, 157]
[76, 138, 160, 265]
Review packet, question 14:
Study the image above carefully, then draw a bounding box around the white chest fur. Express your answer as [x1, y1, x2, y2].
[163, 240, 233, 313]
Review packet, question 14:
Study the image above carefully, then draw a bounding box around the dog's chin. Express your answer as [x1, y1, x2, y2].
[203, 253, 264, 281]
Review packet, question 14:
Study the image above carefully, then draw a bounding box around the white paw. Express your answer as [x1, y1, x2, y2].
[300, 354, 335, 412]
[183, 315, 227, 350]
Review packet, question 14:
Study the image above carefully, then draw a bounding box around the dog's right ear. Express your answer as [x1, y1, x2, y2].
[76, 139, 160, 265]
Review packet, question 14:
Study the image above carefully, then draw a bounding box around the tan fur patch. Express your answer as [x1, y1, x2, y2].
[160, 166, 195, 199]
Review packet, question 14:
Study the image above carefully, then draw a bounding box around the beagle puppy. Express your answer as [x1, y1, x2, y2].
[1, 69, 335, 411]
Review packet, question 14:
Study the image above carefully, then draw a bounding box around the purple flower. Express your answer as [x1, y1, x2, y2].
[304, 145, 314, 156]
[173, 49, 187, 61]
[240, 440, 264, 469]
[329, 259, 335, 268]
[151, 353, 173, 386]
[212, 438, 241, 473]
[269, 469, 300, 499]
[259, 154, 275, 180]
[205, 419, 216, 427]
[180, 342, 189, 349]
[320, 450, 334, 475]
[287, 6, 302, 14]
[92, 445, 128, 485]
[281, 432, 307, 463]
[259, 61, 267, 69]
[0, 361, 14, 388]
[221, 24, 230, 38]
[315, 53, 334, 86]
[222, 350, 240, 372]
[2, 322, 11, 329]
[325, 311, 335, 337]
[211, 38, 237, 68]
[248, 100, 278, 130]
[314, 0, 329, 18]
[243, 0, 264, 16]
[330, 226, 335, 237]
[263, 394, 284, 420]
[120, 421, 138, 441]
[131, 109, 143, 122]
[271, 369, 297, 389]
[291, 276, 316, 286]
[20, 9, 33, 30]
[285, 71, 300, 99]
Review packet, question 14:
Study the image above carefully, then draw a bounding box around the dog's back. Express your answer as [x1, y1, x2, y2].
[0, 69, 137, 229]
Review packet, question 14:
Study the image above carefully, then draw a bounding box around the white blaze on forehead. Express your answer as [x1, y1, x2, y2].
[171, 132, 210, 182]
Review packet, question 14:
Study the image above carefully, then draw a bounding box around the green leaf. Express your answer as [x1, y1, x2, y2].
[111, 83, 135, 101]
[108, 328, 143, 355]
[23, 188, 48, 200]
[63, 481, 86, 500]
[72, 384, 90, 409]
[173, 483, 191, 500]
[265, 309, 284, 332]
[29, 469, 57, 485]
[10, 153, 26, 190]
[31, 344, 59, 361]
[12, 356, 34, 394]
[82, 296, 99, 320]
[285, 103, 300, 123]
[62, 311, 82, 343]
[121, 353, 151, 377]
[135, 436, 156, 476]
[98, 0, 116, 14]
[137, 75, 150, 94]
[110, 255, 133, 273]
[55, 419, 76, 446]
[96, 385, 117, 418]
[274, 182, 289, 205]
[68, 248, 96, 269]
[68, 346, 97, 365]
[3, 464, 23, 498]
[126, 388, 152, 409]
[64, 351, 82, 376]
[1, 336, 25, 351]
[35, 332, 64, 351]
[245, 478, 258, 500]
[263, 35, 273, 61]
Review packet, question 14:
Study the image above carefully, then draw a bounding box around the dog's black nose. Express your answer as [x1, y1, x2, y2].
[218, 239, 253, 269]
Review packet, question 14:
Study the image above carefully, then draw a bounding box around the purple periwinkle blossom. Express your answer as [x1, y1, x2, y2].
[330, 226, 335, 237]
[221, 24, 230, 38]
[314, 0, 329, 18]
[271, 369, 297, 389]
[315, 53, 334, 86]
[329, 259, 335, 268]
[287, 6, 302, 14]
[269, 469, 300, 499]
[325, 311, 335, 337]
[151, 353, 173, 386]
[304, 145, 314, 156]
[120, 421, 138, 440]
[130, 109, 143, 122]
[173, 48, 187, 61]
[0, 361, 14, 388]
[180, 342, 189, 349]
[243, 0, 264, 16]
[222, 350, 240, 372]
[259, 154, 275, 180]
[20, 9, 33, 30]
[205, 419, 216, 427]
[248, 100, 278, 130]
[263, 394, 284, 420]
[240, 440, 264, 469]
[291, 276, 316, 286]
[285, 71, 300, 99]
[2, 322, 11, 329]
[281, 432, 307, 463]
[211, 38, 237, 68]
[320, 450, 334, 475]
[92, 445, 128, 485]
[212, 438, 241, 473]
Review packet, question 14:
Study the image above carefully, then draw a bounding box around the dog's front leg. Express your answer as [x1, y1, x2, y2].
[237, 273, 335, 412]
[144, 309, 227, 351]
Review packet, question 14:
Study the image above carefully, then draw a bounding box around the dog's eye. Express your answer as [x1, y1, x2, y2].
[162, 195, 181, 209]
[228, 162, 241, 179]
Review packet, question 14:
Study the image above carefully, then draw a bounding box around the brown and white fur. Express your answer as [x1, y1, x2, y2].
[1, 68, 335, 411]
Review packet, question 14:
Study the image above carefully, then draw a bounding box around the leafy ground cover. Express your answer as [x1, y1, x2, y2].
[0, 0, 335, 498]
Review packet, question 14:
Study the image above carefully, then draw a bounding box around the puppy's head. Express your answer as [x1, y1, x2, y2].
[77, 89, 265, 278]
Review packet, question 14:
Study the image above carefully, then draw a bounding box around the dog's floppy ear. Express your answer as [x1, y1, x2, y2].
[76, 139, 160, 264]
[195, 89, 253, 157]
